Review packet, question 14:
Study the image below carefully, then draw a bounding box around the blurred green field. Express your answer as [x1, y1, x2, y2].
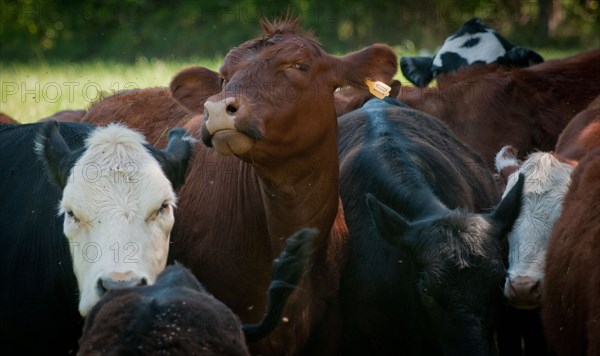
[0, 48, 589, 124]
[0, 57, 221, 123]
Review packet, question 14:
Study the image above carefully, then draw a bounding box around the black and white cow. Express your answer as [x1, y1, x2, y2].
[495, 147, 573, 310]
[337, 98, 524, 355]
[0, 121, 194, 355]
[401, 17, 544, 87]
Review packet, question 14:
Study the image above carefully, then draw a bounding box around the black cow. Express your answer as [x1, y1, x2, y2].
[337, 98, 524, 355]
[401, 17, 543, 87]
[0, 121, 193, 355]
[77, 228, 317, 355]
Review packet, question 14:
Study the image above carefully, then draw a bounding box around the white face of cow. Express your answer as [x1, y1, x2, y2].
[59, 125, 177, 316]
[400, 18, 543, 88]
[431, 27, 506, 73]
[502, 152, 573, 309]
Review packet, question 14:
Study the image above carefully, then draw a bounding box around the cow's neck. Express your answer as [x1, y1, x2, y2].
[252, 129, 339, 254]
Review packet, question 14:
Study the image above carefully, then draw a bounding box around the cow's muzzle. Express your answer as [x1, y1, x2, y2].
[203, 97, 254, 155]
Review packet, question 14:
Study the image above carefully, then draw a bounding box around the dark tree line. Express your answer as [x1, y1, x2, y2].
[0, 0, 598, 62]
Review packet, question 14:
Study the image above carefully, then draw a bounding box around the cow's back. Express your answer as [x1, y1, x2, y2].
[0, 123, 93, 355]
[337, 98, 500, 354]
[339, 98, 500, 216]
[398, 49, 600, 170]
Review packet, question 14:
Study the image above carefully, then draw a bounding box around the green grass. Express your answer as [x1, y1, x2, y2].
[0, 48, 589, 124]
[0, 57, 220, 123]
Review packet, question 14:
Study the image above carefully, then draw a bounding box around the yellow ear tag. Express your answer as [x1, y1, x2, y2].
[364, 78, 391, 99]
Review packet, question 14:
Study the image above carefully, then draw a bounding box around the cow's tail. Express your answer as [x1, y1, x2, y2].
[242, 227, 317, 343]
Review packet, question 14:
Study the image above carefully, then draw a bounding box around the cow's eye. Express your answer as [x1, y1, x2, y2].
[158, 201, 169, 215]
[293, 63, 309, 72]
[421, 287, 435, 305]
[66, 210, 79, 223]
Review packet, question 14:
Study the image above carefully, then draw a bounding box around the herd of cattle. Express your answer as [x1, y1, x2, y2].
[1, 17, 599, 356]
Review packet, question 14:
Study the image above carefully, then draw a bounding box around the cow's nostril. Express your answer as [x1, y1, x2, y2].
[140, 277, 148, 286]
[226, 104, 238, 114]
[97, 279, 108, 295]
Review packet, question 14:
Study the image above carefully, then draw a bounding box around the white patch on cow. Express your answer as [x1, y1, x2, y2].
[502, 152, 572, 287]
[432, 30, 506, 68]
[59, 124, 177, 316]
[494, 146, 519, 173]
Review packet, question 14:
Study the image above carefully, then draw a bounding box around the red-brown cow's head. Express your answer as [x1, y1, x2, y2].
[173, 18, 397, 163]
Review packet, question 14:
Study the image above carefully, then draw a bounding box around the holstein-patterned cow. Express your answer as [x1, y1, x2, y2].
[78, 228, 317, 356]
[337, 98, 524, 355]
[400, 17, 543, 87]
[542, 148, 600, 356]
[0, 121, 194, 355]
[398, 49, 600, 170]
[82, 17, 398, 355]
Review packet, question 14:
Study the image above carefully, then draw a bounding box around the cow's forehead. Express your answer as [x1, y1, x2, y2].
[417, 213, 498, 268]
[221, 34, 323, 75]
[432, 30, 505, 69]
[61, 125, 175, 214]
[449, 18, 491, 40]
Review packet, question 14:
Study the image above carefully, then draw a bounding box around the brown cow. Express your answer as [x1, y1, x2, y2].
[83, 17, 397, 355]
[496, 95, 600, 190]
[555, 94, 600, 164]
[82, 66, 222, 147]
[0, 113, 18, 124]
[542, 148, 600, 356]
[398, 49, 600, 170]
[39, 109, 87, 123]
[334, 81, 401, 117]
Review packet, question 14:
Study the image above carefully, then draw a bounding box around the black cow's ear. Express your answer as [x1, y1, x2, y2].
[498, 47, 544, 67]
[366, 193, 410, 247]
[155, 264, 205, 292]
[491, 173, 525, 237]
[148, 128, 195, 190]
[400, 56, 434, 88]
[35, 120, 77, 189]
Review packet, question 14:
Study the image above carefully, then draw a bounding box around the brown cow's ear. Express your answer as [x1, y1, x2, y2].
[169, 66, 221, 113]
[332, 44, 398, 91]
[389, 80, 402, 98]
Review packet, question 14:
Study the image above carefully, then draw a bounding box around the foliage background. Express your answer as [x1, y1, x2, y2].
[1, 0, 598, 122]
[1, 0, 598, 63]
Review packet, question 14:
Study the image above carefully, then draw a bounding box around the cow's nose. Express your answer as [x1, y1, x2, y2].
[506, 276, 541, 309]
[204, 97, 239, 135]
[97, 271, 147, 295]
[202, 96, 255, 155]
